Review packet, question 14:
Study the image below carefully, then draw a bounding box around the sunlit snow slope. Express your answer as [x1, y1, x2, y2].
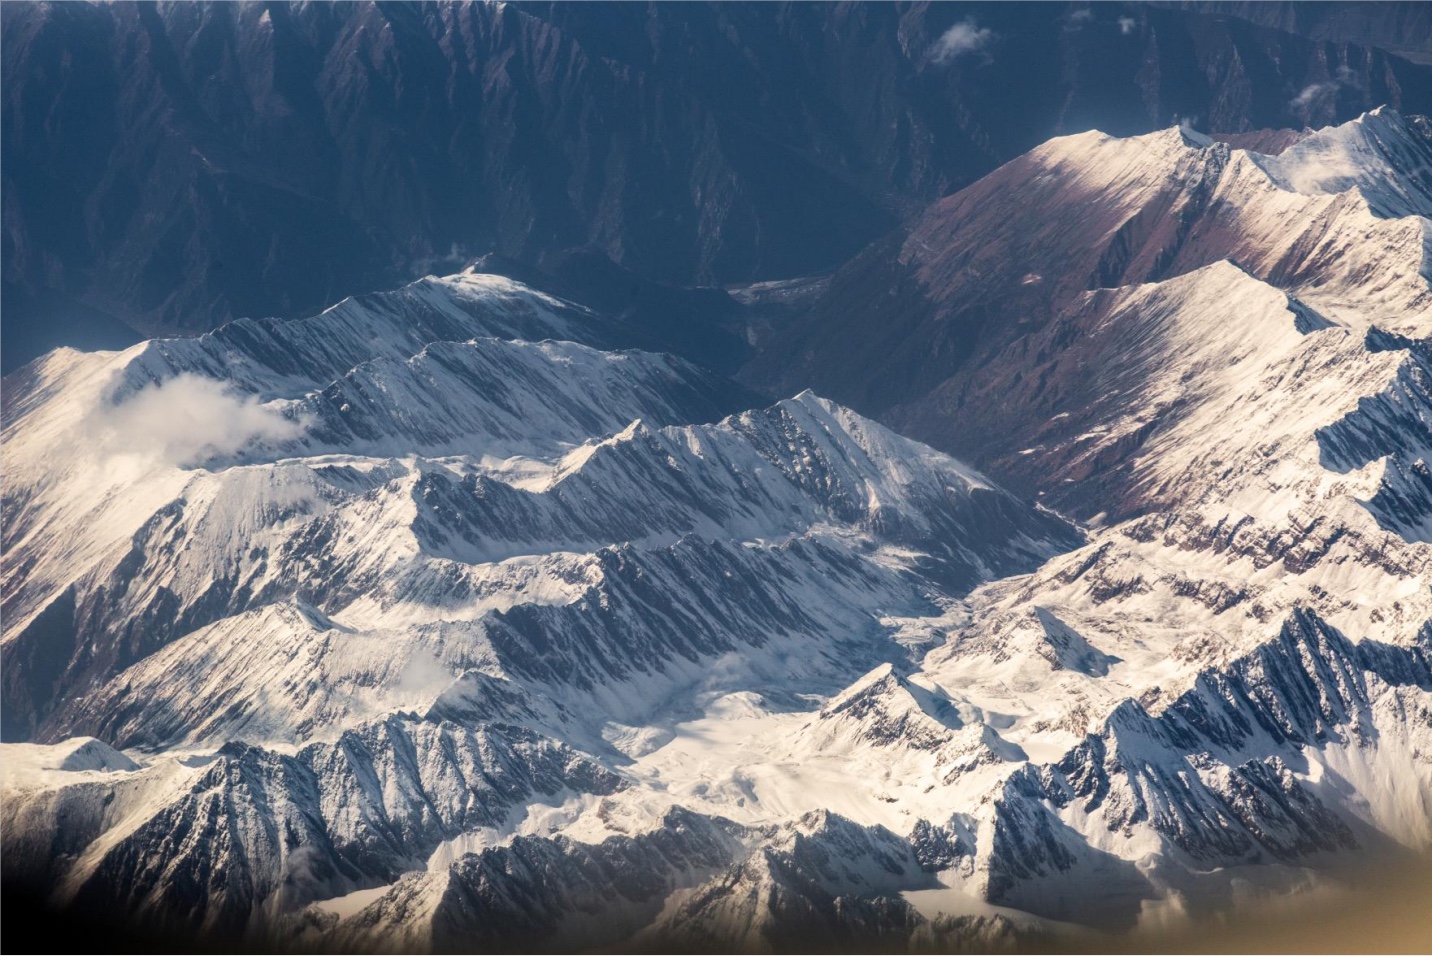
[1, 266, 1077, 946]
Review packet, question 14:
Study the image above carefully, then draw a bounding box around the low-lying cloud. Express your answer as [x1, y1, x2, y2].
[94, 373, 306, 466]
[1118, 16, 1137, 35]
[1291, 80, 1339, 110]
[1290, 65, 1361, 111]
[931, 19, 993, 65]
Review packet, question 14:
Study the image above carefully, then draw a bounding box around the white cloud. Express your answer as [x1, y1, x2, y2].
[408, 242, 471, 278]
[931, 19, 993, 65]
[1066, 8, 1094, 25]
[1290, 80, 1338, 110]
[1290, 65, 1362, 112]
[1334, 63, 1363, 89]
[1118, 16, 1136, 35]
[94, 373, 306, 467]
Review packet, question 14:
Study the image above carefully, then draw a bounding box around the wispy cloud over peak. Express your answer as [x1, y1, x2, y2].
[1291, 81, 1339, 110]
[93, 373, 307, 467]
[930, 19, 993, 66]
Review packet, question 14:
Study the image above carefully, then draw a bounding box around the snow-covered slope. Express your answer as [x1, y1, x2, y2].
[4, 343, 1074, 743]
[1249, 108, 1432, 219]
[1, 259, 1081, 946]
[5, 111, 1432, 951]
[750, 108, 1432, 439]
[910, 107, 1432, 335]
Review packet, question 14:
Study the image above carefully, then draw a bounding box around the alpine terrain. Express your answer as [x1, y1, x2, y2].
[3, 16, 1432, 954]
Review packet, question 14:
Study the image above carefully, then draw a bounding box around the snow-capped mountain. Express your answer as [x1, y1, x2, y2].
[750, 107, 1432, 449]
[4, 110, 1431, 951]
[1, 266, 1078, 945]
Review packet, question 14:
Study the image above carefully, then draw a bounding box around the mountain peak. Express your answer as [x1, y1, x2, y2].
[1249, 104, 1432, 218]
[1176, 123, 1216, 149]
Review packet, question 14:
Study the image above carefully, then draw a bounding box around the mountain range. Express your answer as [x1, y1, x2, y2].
[5, 93, 1432, 948]
[7, 0, 1432, 371]
[4, 3, 1432, 952]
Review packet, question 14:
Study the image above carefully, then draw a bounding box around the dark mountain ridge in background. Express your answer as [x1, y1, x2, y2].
[6, 0, 1432, 371]
[1165, 1, 1432, 64]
